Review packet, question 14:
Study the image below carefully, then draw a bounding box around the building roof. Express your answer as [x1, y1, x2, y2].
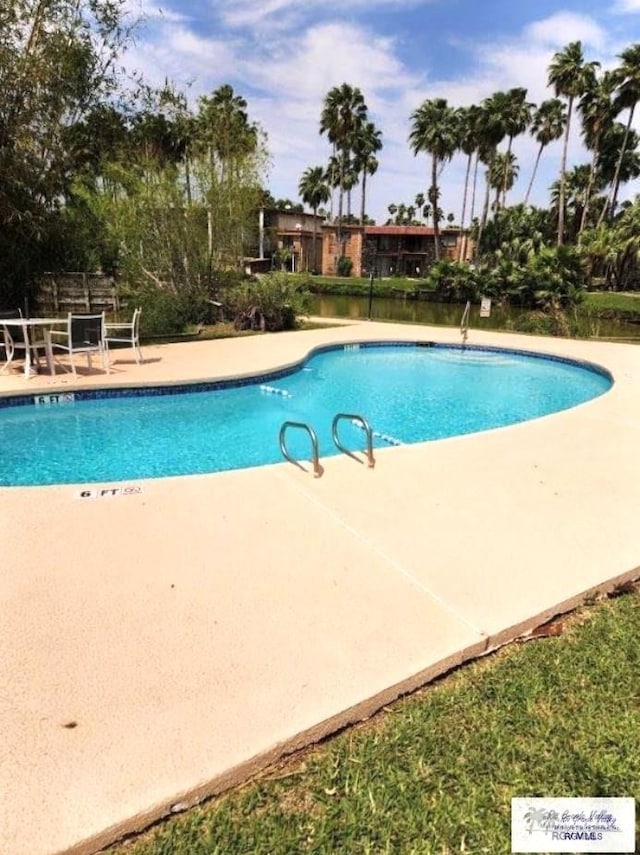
[364, 225, 460, 236]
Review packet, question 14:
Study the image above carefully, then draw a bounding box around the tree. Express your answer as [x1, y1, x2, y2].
[319, 83, 367, 235]
[409, 98, 458, 260]
[490, 151, 519, 210]
[499, 87, 533, 206]
[474, 93, 510, 255]
[298, 165, 330, 272]
[599, 43, 640, 224]
[524, 99, 566, 205]
[0, 0, 134, 306]
[456, 105, 481, 260]
[353, 121, 382, 224]
[195, 86, 262, 256]
[577, 69, 615, 237]
[550, 164, 592, 244]
[548, 41, 600, 245]
[196, 85, 259, 177]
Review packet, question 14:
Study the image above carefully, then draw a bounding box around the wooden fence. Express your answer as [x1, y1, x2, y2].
[38, 273, 121, 314]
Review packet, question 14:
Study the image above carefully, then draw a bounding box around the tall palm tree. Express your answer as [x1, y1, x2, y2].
[196, 85, 258, 178]
[598, 123, 640, 191]
[524, 99, 566, 205]
[456, 105, 480, 260]
[500, 87, 534, 206]
[490, 151, 519, 210]
[548, 41, 600, 244]
[578, 68, 615, 237]
[474, 93, 510, 254]
[599, 43, 640, 224]
[319, 83, 367, 229]
[353, 120, 382, 224]
[409, 97, 458, 260]
[298, 165, 330, 272]
[550, 164, 591, 244]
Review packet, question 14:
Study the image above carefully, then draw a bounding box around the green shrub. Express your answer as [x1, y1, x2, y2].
[120, 285, 208, 337]
[426, 260, 482, 302]
[336, 256, 353, 277]
[225, 272, 311, 332]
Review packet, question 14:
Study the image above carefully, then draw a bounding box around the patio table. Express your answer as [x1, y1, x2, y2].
[1, 317, 67, 377]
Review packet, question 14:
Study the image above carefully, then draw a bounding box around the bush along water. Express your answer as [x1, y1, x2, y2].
[225, 272, 311, 332]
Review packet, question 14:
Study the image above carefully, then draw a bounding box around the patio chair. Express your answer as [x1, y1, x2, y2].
[104, 307, 143, 366]
[49, 312, 107, 374]
[0, 309, 42, 374]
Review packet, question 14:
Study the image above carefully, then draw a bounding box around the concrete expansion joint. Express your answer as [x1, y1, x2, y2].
[276, 468, 485, 640]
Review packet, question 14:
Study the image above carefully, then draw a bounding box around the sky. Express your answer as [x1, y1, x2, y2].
[121, 0, 640, 224]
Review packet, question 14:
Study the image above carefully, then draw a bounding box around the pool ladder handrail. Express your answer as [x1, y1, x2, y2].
[460, 300, 471, 344]
[279, 420, 322, 477]
[332, 413, 375, 468]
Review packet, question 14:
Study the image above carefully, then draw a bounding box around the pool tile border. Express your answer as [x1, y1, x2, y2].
[0, 340, 612, 410]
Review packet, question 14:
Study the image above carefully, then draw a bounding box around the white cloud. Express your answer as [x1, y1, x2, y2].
[124, 0, 189, 24]
[118, 4, 640, 223]
[613, 0, 640, 12]
[219, 0, 434, 30]
[524, 12, 608, 51]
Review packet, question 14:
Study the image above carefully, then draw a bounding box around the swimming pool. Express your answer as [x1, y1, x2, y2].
[0, 342, 612, 486]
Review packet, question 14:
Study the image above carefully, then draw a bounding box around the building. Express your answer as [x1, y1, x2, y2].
[321, 224, 470, 277]
[249, 209, 325, 274]
[249, 213, 471, 278]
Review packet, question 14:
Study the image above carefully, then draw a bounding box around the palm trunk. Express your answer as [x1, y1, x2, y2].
[312, 206, 318, 272]
[469, 152, 479, 223]
[360, 170, 367, 225]
[557, 95, 574, 246]
[476, 156, 493, 261]
[431, 155, 441, 262]
[458, 153, 472, 262]
[578, 146, 599, 240]
[501, 138, 513, 208]
[524, 144, 544, 205]
[598, 103, 635, 226]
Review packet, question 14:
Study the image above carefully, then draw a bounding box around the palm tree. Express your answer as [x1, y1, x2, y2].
[524, 99, 566, 205]
[195, 84, 259, 202]
[474, 93, 510, 254]
[548, 41, 600, 244]
[500, 87, 534, 206]
[319, 83, 367, 232]
[298, 166, 330, 272]
[598, 123, 640, 191]
[353, 121, 382, 224]
[578, 68, 615, 237]
[409, 97, 458, 260]
[455, 105, 480, 260]
[599, 43, 640, 224]
[490, 151, 519, 210]
[550, 164, 591, 243]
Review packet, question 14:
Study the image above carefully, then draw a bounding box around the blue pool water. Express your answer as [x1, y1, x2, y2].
[0, 343, 611, 486]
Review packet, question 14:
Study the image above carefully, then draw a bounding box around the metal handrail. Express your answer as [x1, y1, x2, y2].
[331, 413, 375, 468]
[460, 300, 471, 344]
[279, 420, 321, 477]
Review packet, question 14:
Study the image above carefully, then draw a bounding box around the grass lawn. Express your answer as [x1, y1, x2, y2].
[583, 291, 640, 317]
[108, 587, 639, 855]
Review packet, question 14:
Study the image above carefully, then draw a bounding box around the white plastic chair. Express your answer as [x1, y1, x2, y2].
[49, 312, 107, 374]
[104, 308, 142, 367]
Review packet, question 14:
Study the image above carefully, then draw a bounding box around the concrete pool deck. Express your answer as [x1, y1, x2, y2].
[1, 321, 639, 855]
